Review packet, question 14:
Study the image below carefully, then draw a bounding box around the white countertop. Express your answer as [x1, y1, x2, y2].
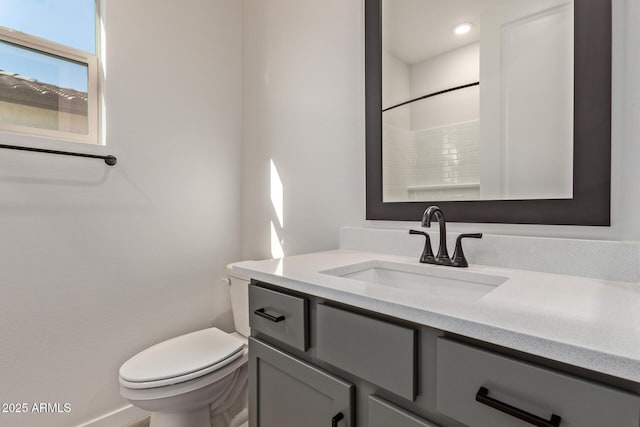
[231, 249, 640, 383]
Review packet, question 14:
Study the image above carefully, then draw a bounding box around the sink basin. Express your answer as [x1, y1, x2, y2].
[321, 260, 507, 302]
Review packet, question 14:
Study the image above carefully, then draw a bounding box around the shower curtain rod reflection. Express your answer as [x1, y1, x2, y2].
[0, 143, 117, 166]
[382, 81, 480, 112]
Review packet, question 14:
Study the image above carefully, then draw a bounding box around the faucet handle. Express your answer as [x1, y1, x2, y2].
[409, 230, 435, 264]
[452, 233, 483, 268]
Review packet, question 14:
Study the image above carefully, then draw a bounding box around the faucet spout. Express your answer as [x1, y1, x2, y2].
[421, 205, 435, 227]
[421, 205, 451, 265]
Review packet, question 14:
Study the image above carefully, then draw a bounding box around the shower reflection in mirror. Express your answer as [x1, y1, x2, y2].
[382, 0, 574, 203]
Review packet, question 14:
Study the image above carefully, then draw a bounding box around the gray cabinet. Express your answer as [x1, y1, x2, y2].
[248, 282, 640, 427]
[368, 395, 439, 427]
[249, 285, 309, 351]
[317, 304, 417, 401]
[436, 338, 640, 427]
[249, 337, 354, 427]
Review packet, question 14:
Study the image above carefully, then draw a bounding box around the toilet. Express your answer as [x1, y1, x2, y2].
[119, 270, 251, 427]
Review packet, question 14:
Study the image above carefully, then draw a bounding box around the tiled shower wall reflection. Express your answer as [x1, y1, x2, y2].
[383, 120, 480, 202]
[382, 123, 414, 202]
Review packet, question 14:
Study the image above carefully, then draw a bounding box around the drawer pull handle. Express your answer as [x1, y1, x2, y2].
[254, 308, 286, 323]
[331, 412, 344, 427]
[476, 386, 561, 427]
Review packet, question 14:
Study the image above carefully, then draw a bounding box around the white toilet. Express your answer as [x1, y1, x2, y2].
[119, 271, 251, 427]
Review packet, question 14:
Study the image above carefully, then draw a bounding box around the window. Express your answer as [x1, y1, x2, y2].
[0, 1, 99, 144]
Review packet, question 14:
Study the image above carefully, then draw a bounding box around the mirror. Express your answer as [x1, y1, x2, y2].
[383, 0, 574, 202]
[366, 0, 611, 224]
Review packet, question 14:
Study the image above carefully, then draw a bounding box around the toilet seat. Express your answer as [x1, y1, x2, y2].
[120, 348, 248, 402]
[119, 328, 246, 389]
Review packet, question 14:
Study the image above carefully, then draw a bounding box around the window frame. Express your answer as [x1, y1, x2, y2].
[0, 23, 99, 145]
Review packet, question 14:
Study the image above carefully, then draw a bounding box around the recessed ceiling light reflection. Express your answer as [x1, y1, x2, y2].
[454, 22, 473, 35]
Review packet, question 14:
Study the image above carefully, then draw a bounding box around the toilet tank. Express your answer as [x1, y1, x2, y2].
[227, 269, 250, 337]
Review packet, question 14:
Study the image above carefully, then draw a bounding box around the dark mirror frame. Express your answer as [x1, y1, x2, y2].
[365, 0, 612, 225]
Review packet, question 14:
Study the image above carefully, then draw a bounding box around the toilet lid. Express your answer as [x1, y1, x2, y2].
[119, 328, 246, 383]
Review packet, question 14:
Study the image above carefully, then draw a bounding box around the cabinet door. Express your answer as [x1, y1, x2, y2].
[249, 337, 354, 427]
[369, 395, 440, 427]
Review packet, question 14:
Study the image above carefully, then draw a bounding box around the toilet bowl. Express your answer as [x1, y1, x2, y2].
[119, 270, 250, 427]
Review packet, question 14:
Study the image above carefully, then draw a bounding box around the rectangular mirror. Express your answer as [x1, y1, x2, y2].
[366, 0, 611, 224]
[383, 0, 574, 202]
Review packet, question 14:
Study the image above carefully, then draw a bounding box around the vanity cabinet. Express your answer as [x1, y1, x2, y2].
[248, 282, 640, 427]
[249, 337, 354, 427]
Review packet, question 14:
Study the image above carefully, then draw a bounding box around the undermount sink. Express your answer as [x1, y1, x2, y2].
[321, 260, 507, 302]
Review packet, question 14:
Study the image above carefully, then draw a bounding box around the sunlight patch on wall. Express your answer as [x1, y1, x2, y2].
[270, 221, 284, 259]
[270, 159, 285, 258]
[270, 159, 284, 227]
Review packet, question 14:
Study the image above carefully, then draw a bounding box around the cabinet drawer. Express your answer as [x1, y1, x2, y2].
[317, 304, 417, 401]
[369, 395, 439, 427]
[437, 338, 640, 427]
[249, 285, 308, 351]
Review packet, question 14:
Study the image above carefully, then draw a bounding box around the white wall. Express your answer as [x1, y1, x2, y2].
[480, 0, 574, 200]
[241, 0, 364, 260]
[382, 49, 411, 114]
[0, 0, 242, 425]
[410, 43, 479, 130]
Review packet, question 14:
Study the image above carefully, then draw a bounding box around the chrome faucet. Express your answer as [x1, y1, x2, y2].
[409, 205, 482, 268]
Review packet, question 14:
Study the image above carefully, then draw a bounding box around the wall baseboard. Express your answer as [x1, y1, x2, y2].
[75, 404, 149, 427]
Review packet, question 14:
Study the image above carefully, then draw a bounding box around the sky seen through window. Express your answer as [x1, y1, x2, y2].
[0, 0, 95, 92]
